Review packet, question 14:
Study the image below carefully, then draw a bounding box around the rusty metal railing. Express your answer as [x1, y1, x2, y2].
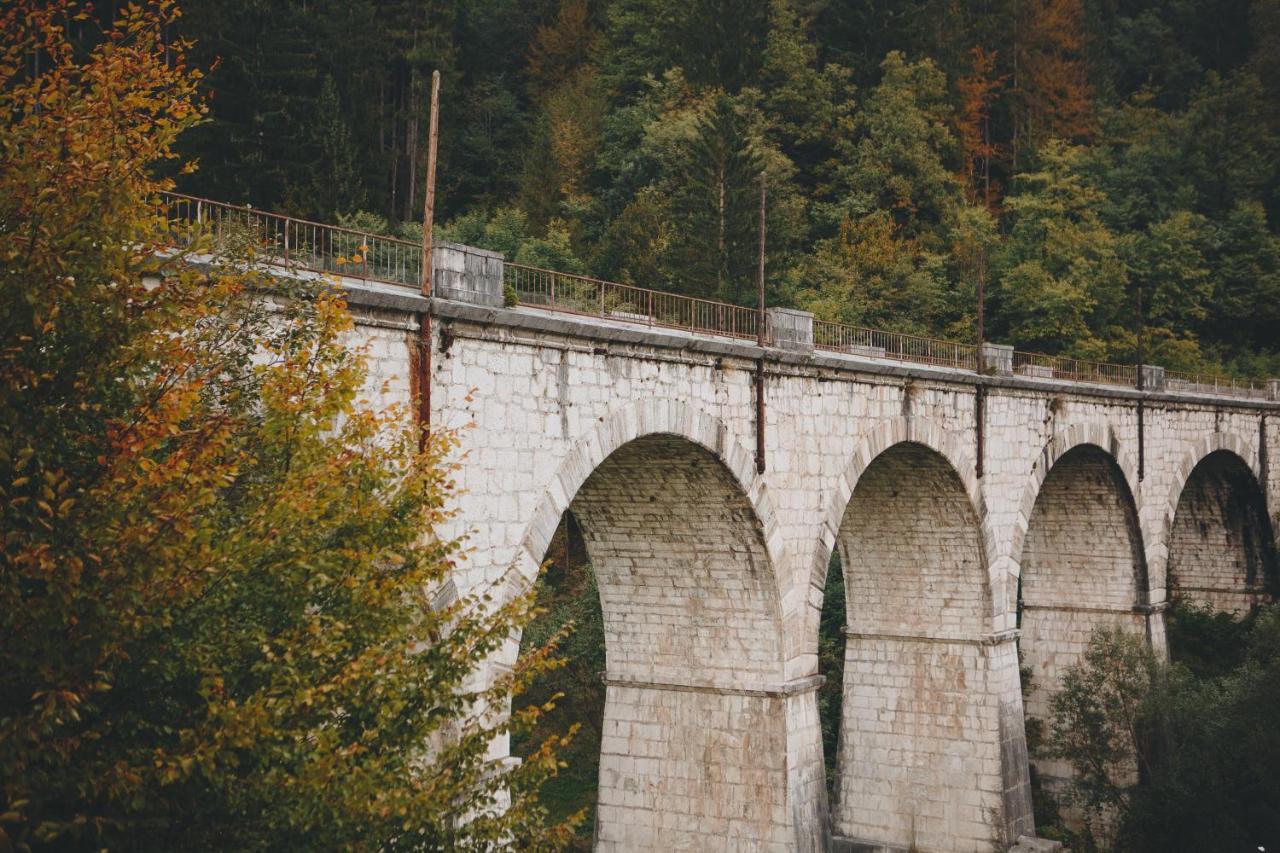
[163, 192, 424, 288]
[504, 263, 763, 342]
[1011, 350, 1138, 388]
[159, 192, 1274, 400]
[813, 319, 978, 370]
[1164, 370, 1269, 399]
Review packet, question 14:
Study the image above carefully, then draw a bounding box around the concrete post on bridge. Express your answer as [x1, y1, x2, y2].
[1141, 364, 1166, 392]
[981, 343, 1014, 376]
[1270, 378, 1280, 401]
[432, 241, 504, 307]
[767, 307, 814, 352]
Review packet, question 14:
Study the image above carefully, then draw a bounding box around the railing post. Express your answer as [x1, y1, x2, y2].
[283, 219, 290, 264]
[599, 281, 605, 317]
[550, 271, 556, 308]
[647, 290, 653, 326]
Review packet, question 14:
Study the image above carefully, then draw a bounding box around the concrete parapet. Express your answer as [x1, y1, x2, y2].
[1140, 364, 1165, 391]
[768, 306, 814, 352]
[982, 342, 1014, 375]
[433, 241, 504, 307]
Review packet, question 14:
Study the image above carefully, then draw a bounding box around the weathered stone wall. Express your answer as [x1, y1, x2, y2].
[335, 282, 1280, 852]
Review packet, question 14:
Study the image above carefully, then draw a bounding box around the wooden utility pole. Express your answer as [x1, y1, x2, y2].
[755, 173, 767, 474]
[975, 250, 987, 478]
[417, 70, 441, 450]
[757, 174, 767, 347]
[976, 253, 985, 355]
[421, 70, 440, 297]
[1136, 283, 1146, 480]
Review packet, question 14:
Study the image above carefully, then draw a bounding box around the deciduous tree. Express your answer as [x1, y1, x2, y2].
[0, 4, 575, 849]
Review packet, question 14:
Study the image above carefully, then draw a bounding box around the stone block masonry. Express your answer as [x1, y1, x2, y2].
[333, 272, 1280, 853]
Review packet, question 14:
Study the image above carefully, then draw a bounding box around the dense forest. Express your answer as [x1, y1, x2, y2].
[170, 0, 1280, 375]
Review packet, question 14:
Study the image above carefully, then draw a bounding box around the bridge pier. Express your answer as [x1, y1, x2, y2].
[829, 442, 1034, 852]
[596, 680, 798, 851]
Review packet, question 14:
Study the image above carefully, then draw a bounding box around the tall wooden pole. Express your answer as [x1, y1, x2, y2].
[421, 70, 440, 298]
[755, 174, 767, 474]
[757, 174, 767, 348]
[1136, 282, 1146, 480]
[976, 252, 985, 357]
[417, 70, 441, 450]
[975, 249, 987, 477]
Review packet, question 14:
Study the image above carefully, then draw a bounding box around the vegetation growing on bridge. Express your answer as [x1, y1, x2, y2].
[169, 0, 1280, 378]
[0, 4, 575, 849]
[1038, 603, 1280, 851]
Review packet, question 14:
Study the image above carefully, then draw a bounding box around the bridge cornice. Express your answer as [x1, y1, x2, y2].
[343, 284, 1280, 411]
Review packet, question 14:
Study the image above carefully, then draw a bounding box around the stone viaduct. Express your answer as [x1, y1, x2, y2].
[326, 246, 1280, 853]
[171, 194, 1280, 852]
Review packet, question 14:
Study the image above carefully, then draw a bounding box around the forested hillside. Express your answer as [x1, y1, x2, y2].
[173, 0, 1280, 374]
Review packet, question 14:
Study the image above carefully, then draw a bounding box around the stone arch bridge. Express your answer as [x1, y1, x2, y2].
[342, 260, 1279, 853]
[169, 197, 1280, 852]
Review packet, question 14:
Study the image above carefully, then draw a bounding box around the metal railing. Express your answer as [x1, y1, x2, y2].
[813, 319, 978, 370]
[163, 192, 425, 288]
[158, 192, 1274, 400]
[1011, 350, 1138, 388]
[1164, 370, 1270, 399]
[504, 263, 763, 342]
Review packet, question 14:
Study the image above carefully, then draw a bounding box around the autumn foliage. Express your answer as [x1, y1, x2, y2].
[0, 2, 575, 849]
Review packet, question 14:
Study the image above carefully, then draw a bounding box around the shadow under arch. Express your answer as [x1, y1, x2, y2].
[805, 417, 988, 653]
[1166, 443, 1277, 616]
[1015, 435, 1151, 813]
[822, 437, 1033, 851]
[509, 402, 809, 851]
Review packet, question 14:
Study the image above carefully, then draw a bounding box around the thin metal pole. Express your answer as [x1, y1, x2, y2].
[418, 70, 441, 451]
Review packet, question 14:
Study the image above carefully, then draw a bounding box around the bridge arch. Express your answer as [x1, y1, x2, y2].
[807, 417, 986, 648]
[1162, 435, 1276, 615]
[814, 420, 1034, 851]
[507, 401, 807, 851]
[1007, 423, 1143, 607]
[1013, 426, 1150, 809]
[515, 400, 782, 597]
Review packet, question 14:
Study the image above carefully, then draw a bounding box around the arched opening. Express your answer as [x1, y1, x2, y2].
[518, 434, 790, 851]
[515, 510, 604, 850]
[1165, 449, 1278, 674]
[1168, 450, 1277, 616]
[1017, 444, 1148, 819]
[817, 549, 846, 802]
[829, 442, 1023, 852]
